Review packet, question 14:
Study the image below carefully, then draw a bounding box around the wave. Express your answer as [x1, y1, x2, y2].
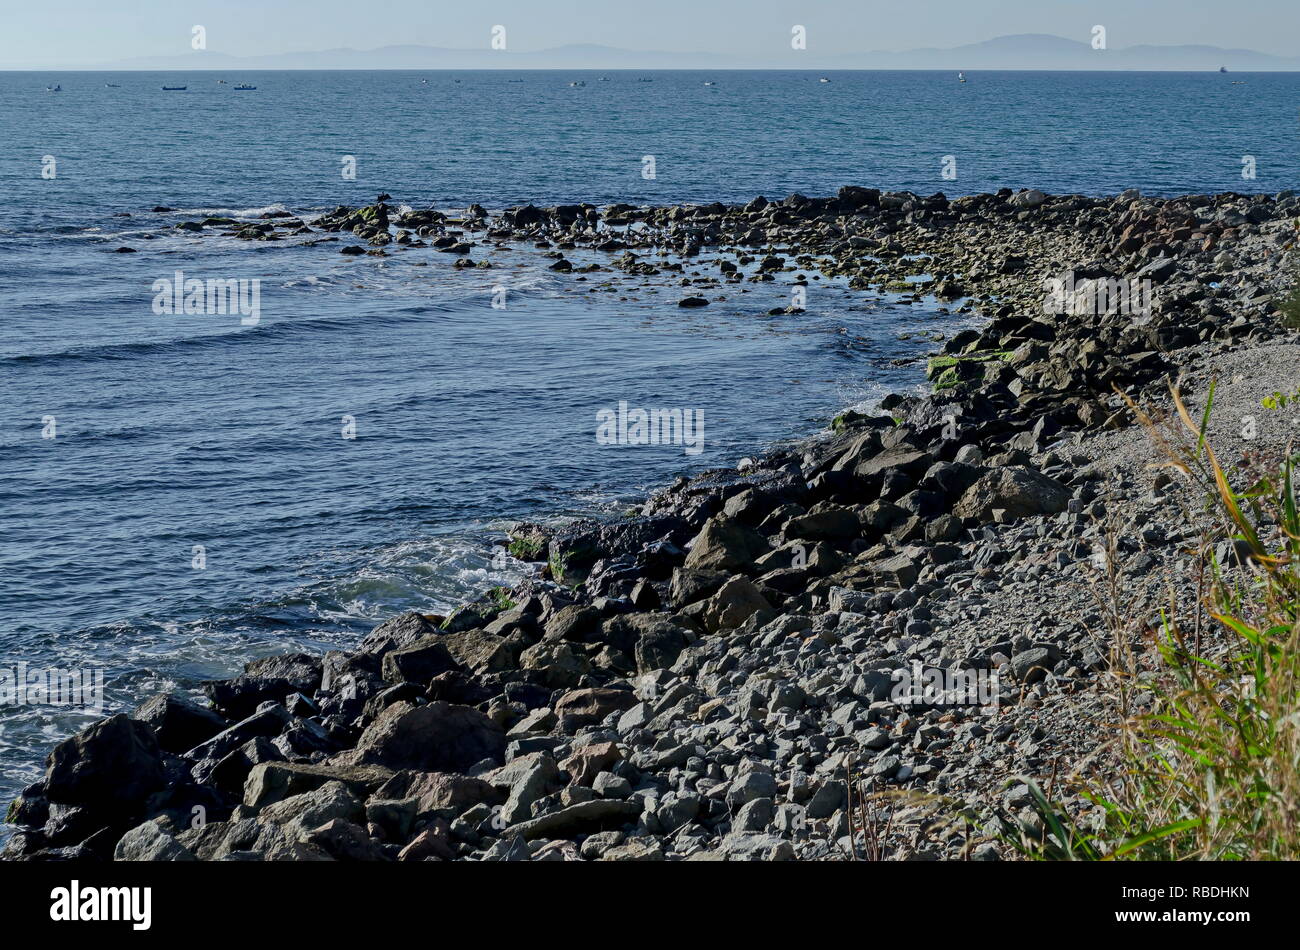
[166, 202, 293, 219]
[0, 298, 496, 369]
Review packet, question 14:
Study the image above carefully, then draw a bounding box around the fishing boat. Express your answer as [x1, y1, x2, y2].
[216, 79, 227, 84]
[958, 71, 967, 82]
[233, 83, 256, 90]
[46, 84, 62, 92]
[1220, 66, 1228, 73]
[162, 85, 187, 91]
[819, 77, 831, 83]
[638, 77, 653, 82]
[704, 80, 716, 86]
[599, 76, 610, 82]
[104, 83, 120, 87]
[569, 80, 586, 87]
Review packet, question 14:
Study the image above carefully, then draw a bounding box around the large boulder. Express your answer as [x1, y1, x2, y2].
[243, 761, 395, 810]
[554, 688, 636, 730]
[439, 628, 516, 674]
[44, 715, 165, 815]
[953, 467, 1071, 523]
[621, 613, 692, 673]
[113, 819, 196, 861]
[701, 577, 772, 632]
[350, 701, 505, 773]
[372, 770, 502, 816]
[359, 612, 442, 656]
[489, 752, 563, 824]
[518, 641, 591, 688]
[683, 516, 769, 573]
[131, 693, 227, 754]
[256, 780, 365, 839]
[380, 636, 462, 684]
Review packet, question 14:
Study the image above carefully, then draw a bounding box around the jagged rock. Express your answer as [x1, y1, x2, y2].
[305, 818, 387, 861]
[359, 612, 442, 656]
[243, 761, 394, 810]
[44, 715, 165, 816]
[510, 799, 641, 840]
[373, 770, 503, 816]
[954, 467, 1071, 522]
[683, 516, 769, 573]
[554, 687, 637, 729]
[131, 693, 227, 754]
[701, 576, 772, 632]
[349, 701, 505, 773]
[380, 636, 461, 684]
[114, 820, 196, 861]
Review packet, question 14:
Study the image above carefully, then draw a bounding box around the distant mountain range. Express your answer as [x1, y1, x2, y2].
[24, 34, 1300, 71]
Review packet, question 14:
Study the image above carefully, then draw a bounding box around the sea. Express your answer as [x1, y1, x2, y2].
[1, 68, 1296, 811]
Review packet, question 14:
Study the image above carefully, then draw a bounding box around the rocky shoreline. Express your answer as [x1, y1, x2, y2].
[5, 186, 1297, 861]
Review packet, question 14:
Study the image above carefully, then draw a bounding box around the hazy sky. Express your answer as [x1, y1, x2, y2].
[5, 0, 1299, 66]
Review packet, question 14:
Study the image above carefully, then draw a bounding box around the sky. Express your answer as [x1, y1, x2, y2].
[3, 0, 1299, 67]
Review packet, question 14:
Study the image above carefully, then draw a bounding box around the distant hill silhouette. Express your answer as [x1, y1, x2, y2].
[48, 33, 1300, 70]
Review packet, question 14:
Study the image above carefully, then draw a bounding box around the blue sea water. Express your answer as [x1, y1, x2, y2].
[0, 69, 1296, 807]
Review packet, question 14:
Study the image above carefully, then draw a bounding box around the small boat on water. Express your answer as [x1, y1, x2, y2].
[599, 76, 610, 82]
[162, 85, 187, 91]
[819, 77, 830, 83]
[958, 71, 967, 82]
[104, 83, 120, 87]
[46, 84, 62, 92]
[638, 77, 653, 82]
[704, 80, 716, 86]
[216, 79, 227, 84]
[233, 83, 256, 90]
[569, 80, 586, 87]
[1220, 66, 1228, 73]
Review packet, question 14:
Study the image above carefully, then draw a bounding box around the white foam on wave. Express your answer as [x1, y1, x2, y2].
[169, 202, 292, 219]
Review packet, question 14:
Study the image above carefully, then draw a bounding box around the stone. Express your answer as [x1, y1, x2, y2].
[243, 761, 394, 810]
[305, 818, 387, 861]
[131, 693, 227, 754]
[351, 701, 506, 772]
[381, 636, 461, 684]
[113, 820, 196, 861]
[510, 799, 641, 841]
[554, 687, 637, 729]
[1010, 647, 1060, 683]
[359, 611, 441, 656]
[701, 576, 772, 632]
[592, 772, 632, 798]
[683, 516, 769, 573]
[256, 781, 364, 838]
[726, 771, 778, 808]
[495, 753, 562, 824]
[954, 467, 1071, 523]
[44, 715, 165, 816]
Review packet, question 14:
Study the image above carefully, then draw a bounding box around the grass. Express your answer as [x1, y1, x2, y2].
[926, 351, 1011, 393]
[486, 585, 516, 613]
[506, 536, 544, 560]
[1004, 380, 1300, 860]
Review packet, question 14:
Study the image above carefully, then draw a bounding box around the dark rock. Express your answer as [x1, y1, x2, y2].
[350, 701, 506, 773]
[132, 693, 227, 754]
[44, 715, 166, 817]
